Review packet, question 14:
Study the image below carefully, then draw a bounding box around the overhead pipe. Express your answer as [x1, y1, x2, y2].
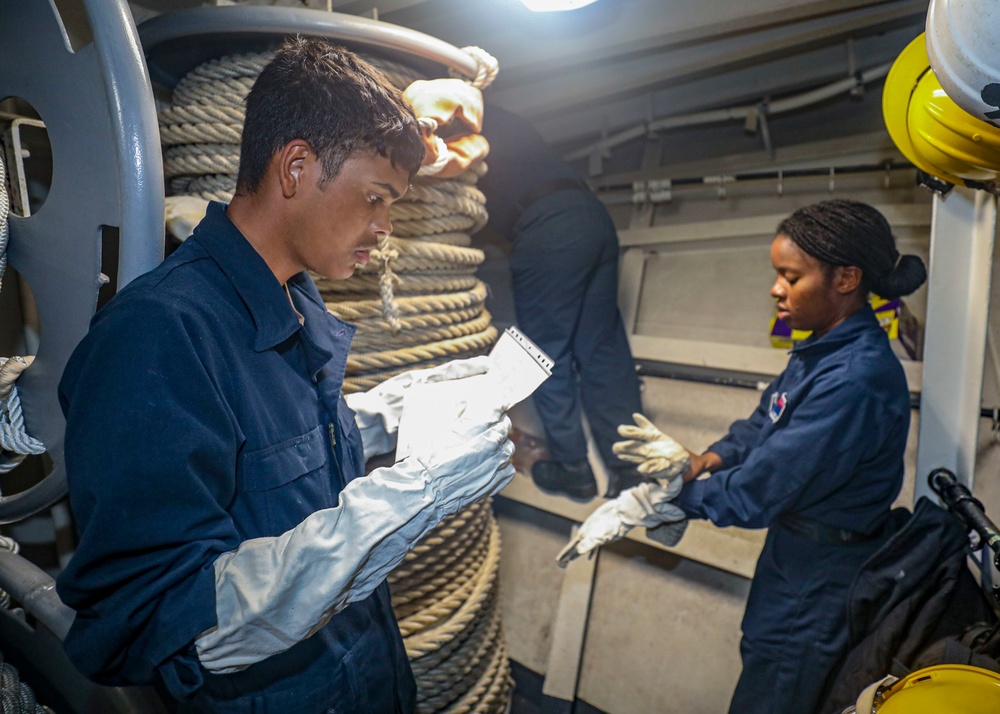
[566, 61, 893, 163]
[598, 160, 912, 205]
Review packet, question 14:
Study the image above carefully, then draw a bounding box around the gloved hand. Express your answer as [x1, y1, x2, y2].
[405, 404, 516, 519]
[402, 78, 490, 178]
[345, 355, 491, 460]
[613, 413, 691, 479]
[164, 195, 209, 242]
[403, 78, 484, 133]
[556, 475, 687, 567]
[196, 402, 515, 674]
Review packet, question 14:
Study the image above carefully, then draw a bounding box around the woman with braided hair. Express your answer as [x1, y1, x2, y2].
[619, 199, 926, 713]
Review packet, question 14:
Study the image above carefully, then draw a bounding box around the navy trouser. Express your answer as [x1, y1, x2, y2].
[729, 525, 883, 714]
[508, 188, 642, 468]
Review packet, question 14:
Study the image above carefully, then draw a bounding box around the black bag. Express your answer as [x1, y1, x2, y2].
[819, 498, 995, 713]
[911, 619, 1000, 673]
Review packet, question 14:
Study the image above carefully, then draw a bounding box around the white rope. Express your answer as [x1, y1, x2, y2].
[185, 174, 237, 203]
[0, 357, 44, 477]
[0, 152, 9, 292]
[450, 47, 499, 91]
[375, 233, 403, 332]
[417, 118, 451, 177]
[171, 52, 268, 107]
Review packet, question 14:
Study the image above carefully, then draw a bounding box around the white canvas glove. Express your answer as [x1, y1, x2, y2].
[345, 355, 491, 460]
[556, 475, 687, 567]
[612, 413, 691, 478]
[196, 404, 514, 674]
[164, 195, 209, 242]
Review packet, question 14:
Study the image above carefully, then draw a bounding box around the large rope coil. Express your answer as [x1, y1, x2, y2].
[315, 272, 480, 297]
[389, 499, 512, 713]
[351, 312, 494, 353]
[325, 282, 487, 322]
[161, 46, 511, 713]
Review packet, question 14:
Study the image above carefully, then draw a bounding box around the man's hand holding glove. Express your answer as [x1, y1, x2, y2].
[345, 355, 491, 460]
[196, 365, 515, 673]
[556, 414, 691, 566]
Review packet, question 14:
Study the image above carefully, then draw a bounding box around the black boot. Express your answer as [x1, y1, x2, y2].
[604, 465, 645, 499]
[531, 459, 598, 501]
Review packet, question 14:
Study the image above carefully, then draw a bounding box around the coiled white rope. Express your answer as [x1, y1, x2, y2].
[0, 358, 44, 476]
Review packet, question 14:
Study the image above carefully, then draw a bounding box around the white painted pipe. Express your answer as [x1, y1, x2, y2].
[566, 62, 892, 162]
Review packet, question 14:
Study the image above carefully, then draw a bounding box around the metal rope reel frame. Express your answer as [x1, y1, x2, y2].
[0, 1, 168, 711]
[138, 6, 480, 94]
[0, 0, 164, 525]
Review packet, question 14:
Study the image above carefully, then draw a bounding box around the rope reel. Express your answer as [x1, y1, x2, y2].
[160, 43, 511, 713]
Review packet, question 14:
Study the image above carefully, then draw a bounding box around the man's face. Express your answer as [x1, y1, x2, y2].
[769, 233, 843, 337]
[290, 151, 410, 280]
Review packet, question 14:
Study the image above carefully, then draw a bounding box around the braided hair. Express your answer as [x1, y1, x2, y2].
[776, 199, 927, 299]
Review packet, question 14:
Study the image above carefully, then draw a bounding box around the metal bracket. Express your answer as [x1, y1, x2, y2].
[631, 179, 672, 205]
[704, 174, 733, 199]
[1, 117, 45, 218]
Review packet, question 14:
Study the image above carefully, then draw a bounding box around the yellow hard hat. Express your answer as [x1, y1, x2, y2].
[874, 665, 1000, 712]
[883, 33, 1000, 189]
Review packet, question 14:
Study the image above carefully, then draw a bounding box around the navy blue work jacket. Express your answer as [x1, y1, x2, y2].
[679, 306, 911, 535]
[55, 202, 415, 712]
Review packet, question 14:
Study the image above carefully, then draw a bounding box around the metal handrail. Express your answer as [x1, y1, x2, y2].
[928, 467, 1000, 605]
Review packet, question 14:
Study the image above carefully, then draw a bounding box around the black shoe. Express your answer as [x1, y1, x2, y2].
[531, 459, 598, 501]
[605, 466, 645, 499]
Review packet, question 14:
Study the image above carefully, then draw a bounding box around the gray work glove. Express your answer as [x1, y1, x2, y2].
[345, 355, 492, 459]
[556, 475, 687, 567]
[196, 402, 514, 674]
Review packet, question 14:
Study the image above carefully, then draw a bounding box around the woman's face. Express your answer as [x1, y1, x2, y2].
[769, 233, 846, 337]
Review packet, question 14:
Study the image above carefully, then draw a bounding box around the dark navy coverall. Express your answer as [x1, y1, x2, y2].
[679, 306, 911, 714]
[478, 105, 642, 469]
[56, 203, 415, 713]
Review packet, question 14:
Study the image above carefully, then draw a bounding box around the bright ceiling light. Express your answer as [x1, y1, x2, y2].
[521, 0, 601, 11]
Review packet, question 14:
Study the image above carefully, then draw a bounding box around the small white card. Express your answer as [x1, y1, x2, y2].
[485, 326, 553, 407]
[395, 327, 552, 458]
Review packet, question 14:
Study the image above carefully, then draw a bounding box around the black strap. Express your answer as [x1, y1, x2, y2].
[515, 177, 589, 213]
[777, 512, 880, 545]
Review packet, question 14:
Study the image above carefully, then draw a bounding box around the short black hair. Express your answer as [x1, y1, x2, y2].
[236, 37, 425, 194]
[776, 199, 927, 299]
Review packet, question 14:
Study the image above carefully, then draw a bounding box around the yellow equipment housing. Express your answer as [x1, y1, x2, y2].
[883, 33, 1000, 189]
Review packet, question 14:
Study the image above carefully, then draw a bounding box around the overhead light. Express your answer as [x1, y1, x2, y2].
[520, 0, 600, 11]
